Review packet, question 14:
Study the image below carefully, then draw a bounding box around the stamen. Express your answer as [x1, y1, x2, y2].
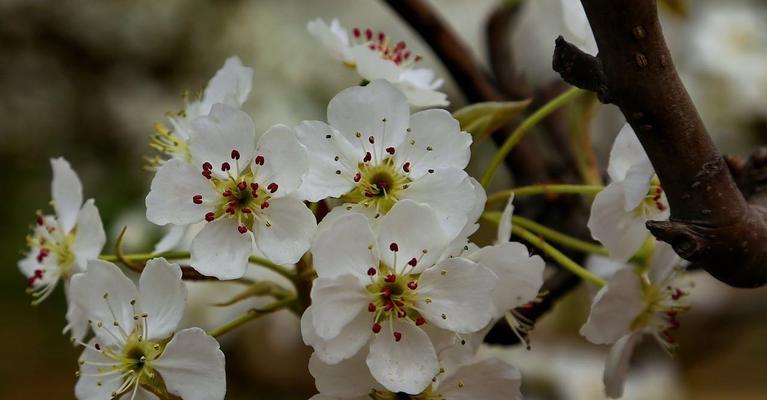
[393, 331, 402, 342]
[255, 155, 265, 166]
[372, 322, 382, 333]
[231, 150, 240, 160]
[192, 195, 203, 204]
[221, 162, 231, 172]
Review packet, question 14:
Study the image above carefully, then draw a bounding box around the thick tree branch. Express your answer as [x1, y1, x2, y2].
[553, 0, 767, 288]
[486, 4, 530, 100]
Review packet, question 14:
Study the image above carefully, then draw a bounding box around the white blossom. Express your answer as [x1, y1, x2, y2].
[297, 80, 477, 238]
[307, 18, 448, 107]
[19, 157, 106, 341]
[301, 200, 497, 394]
[146, 103, 316, 279]
[580, 242, 691, 398]
[71, 258, 226, 400]
[588, 124, 669, 261]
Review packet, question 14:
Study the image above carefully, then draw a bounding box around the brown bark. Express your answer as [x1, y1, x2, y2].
[553, 0, 767, 288]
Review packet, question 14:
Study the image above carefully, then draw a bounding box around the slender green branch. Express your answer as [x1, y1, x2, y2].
[486, 184, 603, 206]
[511, 216, 609, 256]
[207, 296, 298, 338]
[248, 256, 297, 281]
[480, 87, 586, 188]
[512, 225, 607, 287]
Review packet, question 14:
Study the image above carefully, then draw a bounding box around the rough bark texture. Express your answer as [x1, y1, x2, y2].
[553, 0, 767, 288]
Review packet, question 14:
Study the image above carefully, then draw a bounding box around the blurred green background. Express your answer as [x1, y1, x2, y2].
[2, 0, 767, 399]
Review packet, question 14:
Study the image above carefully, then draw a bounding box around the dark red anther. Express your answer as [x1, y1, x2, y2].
[192, 195, 203, 204]
[221, 162, 231, 172]
[384, 301, 394, 312]
[396, 41, 406, 50]
[367, 267, 377, 276]
[94, 343, 101, 351]
[384, 274, 396, 283]
[353, 27, 361, 38]
[205, 212, 215, 222]
[202, 170, 212, 179]
[202, 162, 212, 171]
[236, 181, 246, 191]
[378, 32, 385, 42]
[372, 322, 382, 333]
[226, 207, 236, 215]
[407, 281, 417, 290]
[250, 182, 259, 191]
[386, 147, 395, 155]
[368, 303, 377, 312]
[407, 258, 417, 267]
[365, 29, 372, 40]
[415, 317, 426, 326]
[354, 172, 362, 182]
[393, 331, 402, 342]
[397, 309, 407, 318]
[238, 225, 248, 234]
[363, 152, 372, 162]
[222, 190, 232, 197]
[402, 162, 411, 173]
[381, 287, 392, 298]
[377, 181, 388, 190]
[28, 269, 44, 286]
[403, 51, 411, 60]
[368, 136, 375, 144]
[35, 215, 43, 225]
[415, 55, 422, 62]
[231, 150, 240, 160]
[671, 289, 684, 300]
[242, 208, 252, 214]
[364, 192, 374, 198]
[267, 183, 278, 193]
[255, 155, 265, 166]
[260, 201, 270, 209]
[389, 243, 399, 252]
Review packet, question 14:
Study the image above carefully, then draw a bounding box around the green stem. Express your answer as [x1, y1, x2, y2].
[248, 256, 297, 282]
[207, 296, 298, 338]
[486, 184, 603, 206]
[480, 87, 586, 188]
[511, 216, 609, 256]
[512, 224, 607, 287]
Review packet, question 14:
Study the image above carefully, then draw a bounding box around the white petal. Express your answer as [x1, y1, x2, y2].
[327, 80, 409, 158]
[648, 241, 682, 284]
[310, 276, 368, 340]
[146, 159, 216, 226]
[416, 257, 496, 333]
[64, 290, 90, 342]
[253, 197, 317, 265]
[71, 199, 106, 271]
[302, 306, 373, 365]
[622, 162, 655, 211]
[18, 252, 39, 278]
[309, 350, 378, 397]
[397, 83, 450, 108]
[295, 120, 357, 201]
[498, 194, 515, 243]
[399, 169, 476, 240]
[376, 200, 449, 273]
[395, 109, 470, 178]
[153, 327, 226, 400]
[607, 124, 651, 182]
[350, 46, 401, 81]
[75, 342, 122, 400]
[312, 213, 377, 280]
[366, 319, 439, 394]
[191, 219, 252, 279]
[588, 182, 649, 261]
[317, 202, 378, 234]
[254, 124, 309, 197]
[188, 103, 257, 171]
[604, 333, 643, 399]
[199, 56, 254, 115]
[468, 242, 545, 317]
[139, 258, 186, 340]
[580, 268, 645, 344]
[153, 225, 188, 253]
[437, 358, 522, 400]
[70, 260, 138, 346]
[586, 255, 627, 281]
[50, 157, 83, 233]
[307, 18, 354, 64]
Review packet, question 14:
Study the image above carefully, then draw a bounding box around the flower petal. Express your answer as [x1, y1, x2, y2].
[607, 124, 651, 182]
[648, 241, 682, 284]
[253, 197, 317, 266]
[310, 276, 368, 340]
[604, 332, 643, 399]
[70, 260, 138, 346]
[376, 200, 449, 273]
[327, 79, 409, 158]
[200, 56, 253, 115]
[366, 319, 438, 394]
[153, 224, 189, 253]
[50, 157, 83, 233]
[64, 288, 90, 342]
[396, 83, 449, 108]
[309, 350, 379, 398]
[71, 199, 106, 271]
[312, 213, 377, 280]
[622, 162, 655, 212]
[253, 124, 309, 197]
[437, 358, 522, 400]
[468, 242, 545, 317]
[588, 182, 649, 261]
[295, 120, 358, 201]
[191, 219, 252, 279]
[416, 257, 496, 333]
[188, 103, 257, 171]
[153, 327, 226, 400]
[350, 46, 401, 81]
[146, 159, 216, 226]
[301, 306, 373, 364]
[395, 109, 470, 178]
[75, 341, 123, 400]
[139, 258, 186, 340]
[580, 268, 645, 344]
[307, 18, 354, 64]
[497, 194, 515, 243]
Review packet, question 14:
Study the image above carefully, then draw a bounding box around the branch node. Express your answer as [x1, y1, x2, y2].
[552, 36, 610, 103]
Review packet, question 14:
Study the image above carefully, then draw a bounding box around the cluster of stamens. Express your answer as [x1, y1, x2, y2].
[25, 212, 76, 304]
[194, 149, 278, 234]
[145, 122, 190, 170]
[642, 175, 667, 213]
[351, 27, 421, 66]
[637, 271, 693, 353]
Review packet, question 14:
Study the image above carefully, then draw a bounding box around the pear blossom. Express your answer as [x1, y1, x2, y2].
[19, 157, 106, 341]
[307, 18, 448, 107]
[588, 124, 669, 261]
[308, 346, 522, 400]
[71, 258, 226, 400]
[301, 200, 497, 394]
[297, 80, 476, 238]
[146, 103, 316, 279]
[580, 242, 691, 399]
